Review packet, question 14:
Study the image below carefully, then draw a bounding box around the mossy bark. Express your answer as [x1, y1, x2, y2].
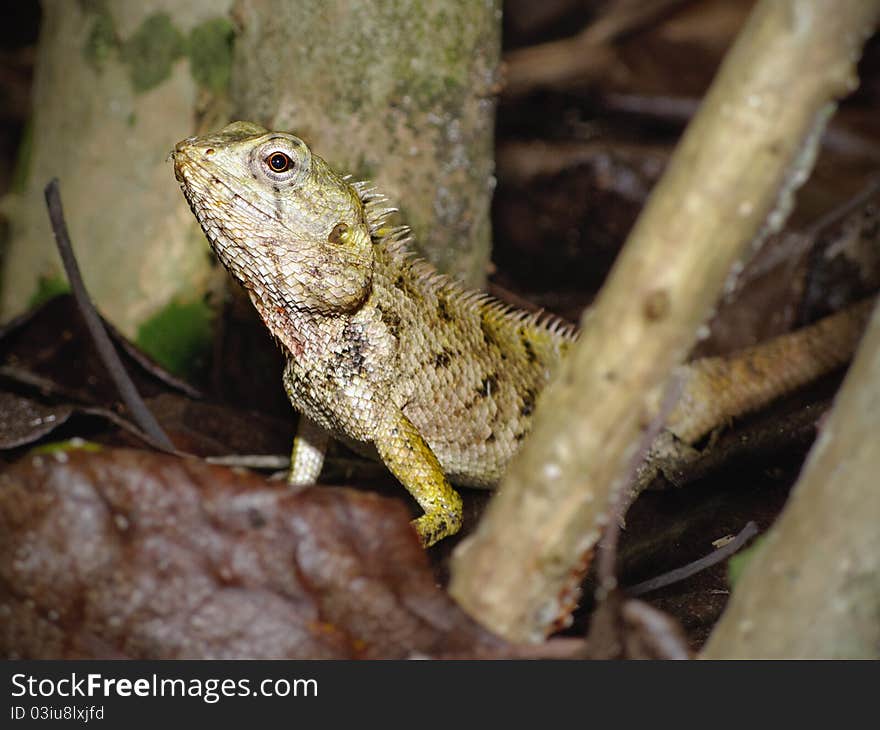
[0, 0, 234, 359]
[231, 0, 501, 287]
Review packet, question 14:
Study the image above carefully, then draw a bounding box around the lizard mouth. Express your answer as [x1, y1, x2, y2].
[171, 152, 187, 184]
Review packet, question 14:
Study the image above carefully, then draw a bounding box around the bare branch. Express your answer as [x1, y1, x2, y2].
[503, 0, 695, 97]
[450, 0, 880, 642]
[626, 521, 758, 597]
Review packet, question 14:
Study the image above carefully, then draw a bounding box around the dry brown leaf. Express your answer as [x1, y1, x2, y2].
[0, 448, 506, 659]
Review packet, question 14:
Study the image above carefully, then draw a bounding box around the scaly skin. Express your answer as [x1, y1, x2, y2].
[173, 121, 872, 546]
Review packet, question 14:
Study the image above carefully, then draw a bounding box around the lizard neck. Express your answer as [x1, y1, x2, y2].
[248, 286, 346, 360]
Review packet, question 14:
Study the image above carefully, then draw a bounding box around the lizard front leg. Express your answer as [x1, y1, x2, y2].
[288, 416, 330, 486]
[374, 408, 463, 547]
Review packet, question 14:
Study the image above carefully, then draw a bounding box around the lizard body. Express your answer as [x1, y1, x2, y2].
[173, 121, 872, 546]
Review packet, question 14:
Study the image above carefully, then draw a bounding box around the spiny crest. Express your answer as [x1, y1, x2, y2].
[353, 180, 399, 236]
[352, 179, 578, 342]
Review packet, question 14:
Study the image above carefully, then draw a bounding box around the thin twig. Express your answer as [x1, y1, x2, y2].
[103, 316, 203, 399]
[76, 406, 180, 453]
[580, 0, 694, 47]
[43, 179, 175, 452]
[625, 520, 759, 596]
[503, 0, 695, 97]
[599, 92, 700, 122]
[600, 93, 880, 164]
[800, 174, 880, 240]
[738, 175, 880, 287]
[595, 373, 684, 597]
[205, 454, 291, 469]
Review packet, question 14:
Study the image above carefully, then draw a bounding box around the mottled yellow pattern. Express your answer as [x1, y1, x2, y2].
[173, 122, 872, 546]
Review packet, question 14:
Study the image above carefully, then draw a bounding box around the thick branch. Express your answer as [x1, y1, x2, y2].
[701, 301, 880, 658]
[449, 0, 880, 643]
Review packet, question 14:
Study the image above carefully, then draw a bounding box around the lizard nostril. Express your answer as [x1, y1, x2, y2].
[205, 148, 215, 156]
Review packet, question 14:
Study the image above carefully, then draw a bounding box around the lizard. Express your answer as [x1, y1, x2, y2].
[172, 121, 874, 547]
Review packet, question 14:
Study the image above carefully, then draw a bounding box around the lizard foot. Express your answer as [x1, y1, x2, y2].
[412, 496, 463, 547]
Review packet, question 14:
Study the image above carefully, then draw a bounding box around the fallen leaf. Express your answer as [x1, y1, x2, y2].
[0, 392, 73, 449]
[0, 449, 506, 659]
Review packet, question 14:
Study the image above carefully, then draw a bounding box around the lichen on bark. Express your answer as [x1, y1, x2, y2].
[0, 0, 234, 367]
[231, 0, 501, 288]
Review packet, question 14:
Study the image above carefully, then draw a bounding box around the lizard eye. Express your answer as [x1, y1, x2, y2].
[266, 151, 293, 173]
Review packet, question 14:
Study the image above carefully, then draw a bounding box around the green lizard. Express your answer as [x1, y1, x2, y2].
[173, 121, 872, 546]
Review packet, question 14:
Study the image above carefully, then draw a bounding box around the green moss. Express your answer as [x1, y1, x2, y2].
[83, 10, 118, 71]
[728, 536, 766, 587]
[30, 438, 102, 455]
[135, 298, 214, 379]
[120, 13, 185, 92]
[28, 275, 70, 309]
[384, 3, 469, 111]
[188, 17, 235, 93]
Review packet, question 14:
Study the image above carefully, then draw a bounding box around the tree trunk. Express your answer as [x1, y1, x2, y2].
[1, 0, 235, 362]
[230, 0, 500, 287]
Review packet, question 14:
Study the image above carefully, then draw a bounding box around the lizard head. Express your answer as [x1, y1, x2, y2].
[173, 121, 374, 315]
